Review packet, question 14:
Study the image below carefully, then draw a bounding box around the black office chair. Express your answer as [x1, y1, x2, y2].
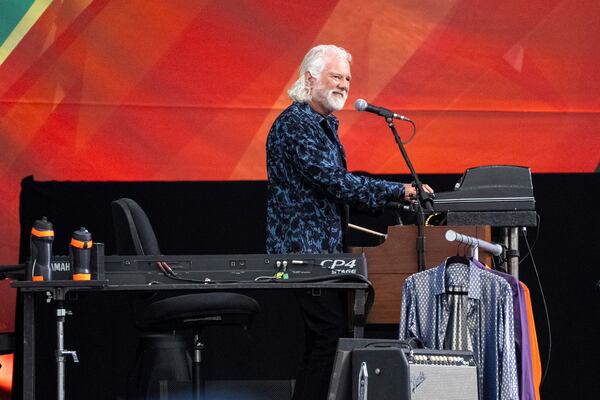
[111, 198, 260, 400]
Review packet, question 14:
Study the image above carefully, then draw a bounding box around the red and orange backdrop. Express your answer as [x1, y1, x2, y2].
[1, 0, 599, 391]
[0, 1, 599, 265]
[2, 0, 599, 263]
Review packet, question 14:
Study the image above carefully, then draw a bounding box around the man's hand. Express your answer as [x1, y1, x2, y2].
[403, 183, 434, 201]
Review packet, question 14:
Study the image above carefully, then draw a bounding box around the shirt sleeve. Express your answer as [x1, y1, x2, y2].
[398, 278, 415, 340]
[283, 117, 405, 209]
[499, 284, 520, 400]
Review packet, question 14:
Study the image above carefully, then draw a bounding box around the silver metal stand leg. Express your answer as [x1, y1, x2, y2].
[56, 301, 78, 400]
[57, 305, 65, 400]
[508, 227, 520, 279]
[499, 227, 520, 279]
[501, 227, 509, 271]
[192, 333, 204, 400]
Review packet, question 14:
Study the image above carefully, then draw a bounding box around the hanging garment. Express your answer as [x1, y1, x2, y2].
[472, 259, 536, 400]
[521, 282, 542, 400]
[399, 259, 519, 400]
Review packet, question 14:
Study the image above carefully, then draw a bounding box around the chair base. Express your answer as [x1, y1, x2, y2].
[129, 333, 192, 400]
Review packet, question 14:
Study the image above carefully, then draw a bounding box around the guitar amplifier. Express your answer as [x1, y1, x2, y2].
[328, 339, 479, 400]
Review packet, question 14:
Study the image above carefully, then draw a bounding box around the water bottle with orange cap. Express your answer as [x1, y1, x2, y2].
[70, 227, 93, 280]
[30, 216, 54, 281]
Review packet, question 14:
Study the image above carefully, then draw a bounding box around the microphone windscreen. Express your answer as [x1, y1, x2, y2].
[354, 98, 368, 111]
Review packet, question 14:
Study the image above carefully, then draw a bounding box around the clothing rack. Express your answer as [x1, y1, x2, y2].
[445, 229, 503, 261]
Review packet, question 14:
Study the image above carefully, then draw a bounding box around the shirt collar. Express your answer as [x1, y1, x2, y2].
[433, 259, 483, 299]
[295, 101, 339, 131]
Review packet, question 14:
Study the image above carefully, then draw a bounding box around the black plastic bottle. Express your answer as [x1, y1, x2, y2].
[70, 227, 93, 280]
[30, 217, 54, 281]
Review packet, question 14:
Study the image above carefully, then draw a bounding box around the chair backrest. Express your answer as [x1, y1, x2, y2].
[111, 198, 161, 256]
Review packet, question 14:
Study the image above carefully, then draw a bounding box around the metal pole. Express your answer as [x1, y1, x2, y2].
[508, 227, 520, 279]
[385, 118, 433, 271]
[501, 227, 509, 271]
[57, 304, 66, 400]
[445, 230, 503, 258]
[55, 298, 78, 400]
[192, 334, 204, 400]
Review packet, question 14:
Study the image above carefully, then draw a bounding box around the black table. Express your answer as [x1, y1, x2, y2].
[12, 279, 369, 400]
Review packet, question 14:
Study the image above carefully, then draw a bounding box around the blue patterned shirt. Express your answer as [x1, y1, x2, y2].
[399, 260, 519, 400]
[266, 102, 405, 254]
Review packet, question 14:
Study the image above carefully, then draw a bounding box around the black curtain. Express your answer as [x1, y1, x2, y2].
[16, 173, 600, 399]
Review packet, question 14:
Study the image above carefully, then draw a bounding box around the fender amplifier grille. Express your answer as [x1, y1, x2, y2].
[327, 339, 479, 400]
[408, 351, 479, 400]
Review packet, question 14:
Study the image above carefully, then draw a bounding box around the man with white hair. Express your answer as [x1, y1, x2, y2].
[266, 44, 430, 399]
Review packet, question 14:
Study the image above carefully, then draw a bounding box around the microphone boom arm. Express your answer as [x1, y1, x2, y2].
[386, 118, 433, 211]
[386, 117, 433, 271]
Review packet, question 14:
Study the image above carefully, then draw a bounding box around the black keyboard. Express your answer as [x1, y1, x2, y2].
[101, 253, 368, 285]
[433, 165, 535, 212]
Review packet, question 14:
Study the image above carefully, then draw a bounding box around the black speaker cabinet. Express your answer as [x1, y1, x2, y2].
[328, 338, 479, 400]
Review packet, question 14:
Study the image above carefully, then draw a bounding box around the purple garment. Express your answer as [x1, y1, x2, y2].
[517, 283, 536, 400]
[473, 259, 536, 400]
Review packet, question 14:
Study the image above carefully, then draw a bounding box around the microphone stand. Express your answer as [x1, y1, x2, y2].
[386, 117, 433, 271]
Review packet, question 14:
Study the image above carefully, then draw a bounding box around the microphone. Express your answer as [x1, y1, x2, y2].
[354, 99, 412, 121]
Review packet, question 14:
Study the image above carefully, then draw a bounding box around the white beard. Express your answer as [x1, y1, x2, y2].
[312, 86, 347, 113]
[325, 90, 347, 111]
